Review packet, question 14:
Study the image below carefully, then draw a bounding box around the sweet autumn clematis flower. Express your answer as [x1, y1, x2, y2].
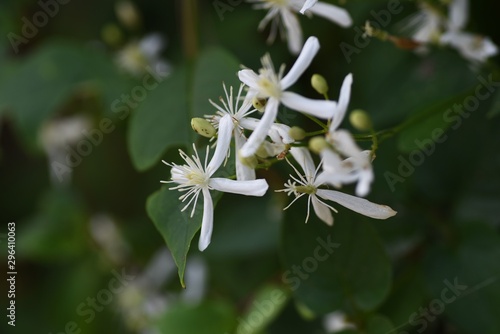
[238, 36, 337, 158]
[162, 115, 269, 251]
[277, 147, 396, 226]
[249, 0, 352, 54]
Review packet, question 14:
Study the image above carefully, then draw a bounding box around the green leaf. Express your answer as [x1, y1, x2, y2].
[424, 222, 500, 334]
[17, 188, 87, 261]
[192, 47, 241, 119]
[146, 184, 222, 287]
[365, 314, 395, 334]
[127, 47, 241, 170]
[156, 301, 236, 334]
[0, 41, 129, 149]
[128, 66, 190, 170]
[281, 205, 391, 315]
[205, 194, 281, 258]
[379, 266, 427, 331]
[397, 89, 473, 153]
[236, 284, 291, 334]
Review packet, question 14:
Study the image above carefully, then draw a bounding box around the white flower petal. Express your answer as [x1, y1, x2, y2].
[198, 188, 214, 251]
[290, 147, 316, 180]
[281, 91, 336, 119]
[441, 31, 498, 63]
[281, 36, 320, 89]
[281, 7, 303, 54]
[238, 69, 260, 89]
[240, 98, 279, 157]
[207, 114, 233, 174]
[329, 129, 362, 158]
[139, 33, 164, 57]
[306, 2, 353, 28]
[269, 123, 294, 144]
[316, 189, 397, 219]
[239, 117, 261, 131]
[312, 195, 334, 225]
[355, 168, 374, 197]
[209, 178, 269, 196]
[299, 0, 318, 14]
[448, 0, 468, 31]
[329, 73, 352, 132]
[234, 128, 256, 181]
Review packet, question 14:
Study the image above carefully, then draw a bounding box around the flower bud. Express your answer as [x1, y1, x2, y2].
[101, 23, 123, 47]
[239, 154, 258, 169]
[191, 118, 216, 138]
[252, 97, 267, 112]
[349, 109, 372, 132]
[115, 1, 142, 30]
[309, 136, 329, 154]
[311, 74, 329, 95]
[289, 126, 306, 141]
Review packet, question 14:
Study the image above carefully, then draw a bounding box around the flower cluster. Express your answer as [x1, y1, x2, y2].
[163, 35, 396, 251]
[403, 0, 497, 63]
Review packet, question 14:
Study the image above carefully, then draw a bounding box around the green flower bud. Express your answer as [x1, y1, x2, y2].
[311, 74, 329, 95]
[252, 97, 267, 112]
[309, 136, 329, 154]
[191, 118, 216, 138]
[289, 126, 306, 141]
[101, 24, 123, 47]
[255, 144, 270, 159]
[239, 154, 258, 169]
[349, 109, 373, 132]
[115, 1, 142, 30]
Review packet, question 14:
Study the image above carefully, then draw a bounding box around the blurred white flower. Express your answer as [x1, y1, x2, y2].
[277, 147, 396, 225]
[401, 0, 498, 63]
[248, 0, 352, 54]
[90, 214, 130, 264]
[162, 129, 269, 251]
[323, 310, 357, 333]
[238, 36, 337, 158]
[39, 115, 91, 185]
[116, 33, 170, 78]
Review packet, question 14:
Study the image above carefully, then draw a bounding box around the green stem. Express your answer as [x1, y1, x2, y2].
[304, 114, 328, 130]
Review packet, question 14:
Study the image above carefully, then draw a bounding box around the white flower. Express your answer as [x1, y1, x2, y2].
[316, 73, 373, 197]
[116, 33, 170, 78]
[403, 2, 444, 44]
[277, 147, 396, 225]
[440, 0, 498, 63]
[248, 0, 352, 54]
[238, 36, 337, 158]
[207, 83, 258, 181]
[441, 32, 498, 63]
[162, 116, 269, 251]
[401, 0, 498, 63]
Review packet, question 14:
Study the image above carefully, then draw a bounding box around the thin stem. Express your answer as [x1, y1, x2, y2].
[181, 0, 198, 60]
